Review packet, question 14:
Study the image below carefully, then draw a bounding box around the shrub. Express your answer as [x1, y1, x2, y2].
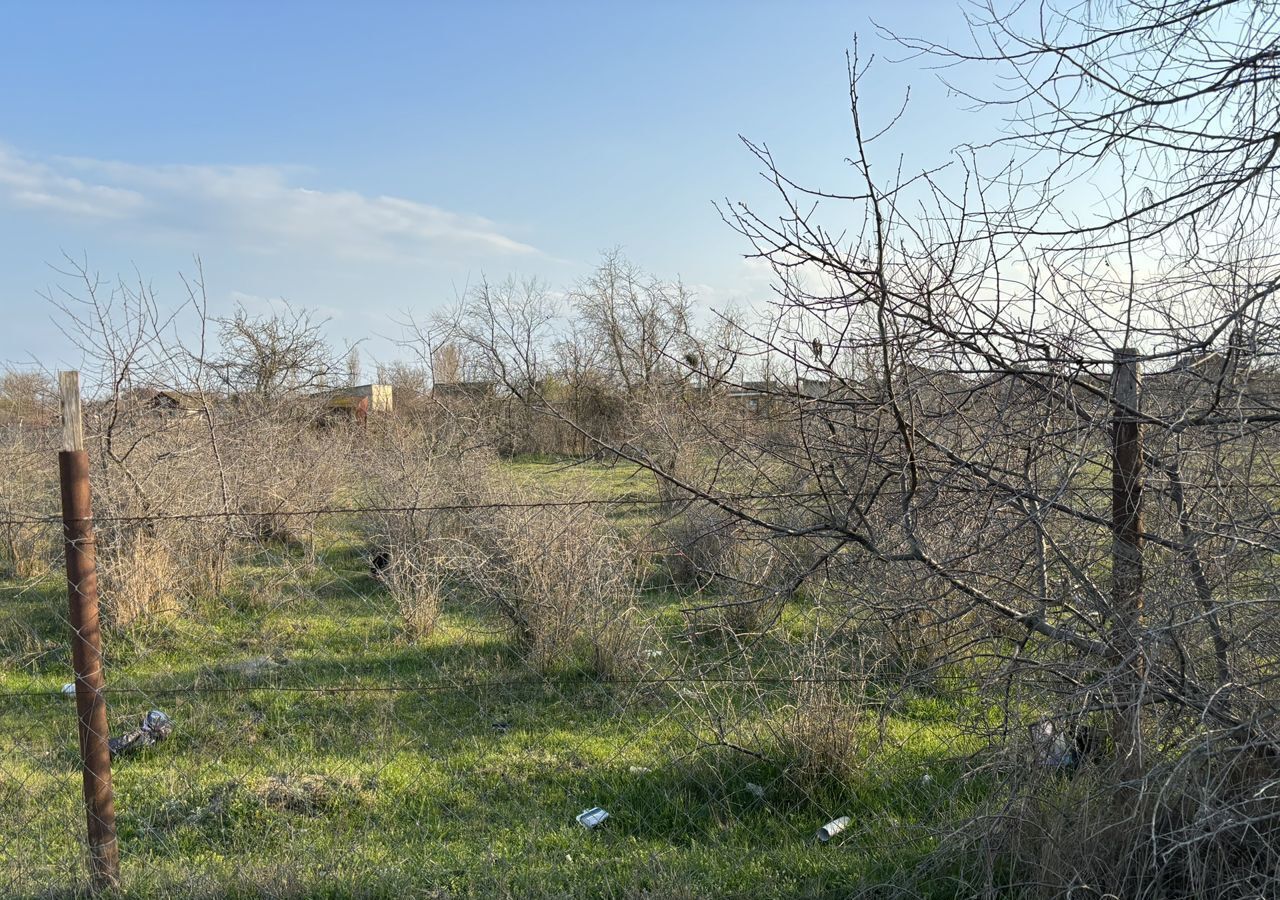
[775, 693, 864, 783]
[357, 424, 502, 641]
[172, 520, 235, 599]
[99, 531, 182, 628]
[946, 739, 1280, 900]
[226, 415, 351, 552]
[765, 647, 866, 783]
[382, 552, 444, 641]
[662, 502, 745, 589]
[662, 500, 818, 638]
[0, 427, 58, 578]
[0, 522, 55, 579]
[666, 502, 820, 640]
[466, 493, 641, 674]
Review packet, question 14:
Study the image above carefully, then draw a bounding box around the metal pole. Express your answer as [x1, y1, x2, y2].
[1111, 348, 1145, 773]
[58, 371, 120, 890]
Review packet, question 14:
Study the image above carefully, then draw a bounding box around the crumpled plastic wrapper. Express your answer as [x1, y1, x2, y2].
[109, 710, 173, 759]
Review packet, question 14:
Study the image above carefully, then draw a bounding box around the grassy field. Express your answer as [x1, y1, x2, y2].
[0, 459, 980, 899]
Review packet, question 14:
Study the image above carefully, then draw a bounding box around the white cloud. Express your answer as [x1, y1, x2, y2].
[0, 145, 145, 219]
[0, 143, 539, 261]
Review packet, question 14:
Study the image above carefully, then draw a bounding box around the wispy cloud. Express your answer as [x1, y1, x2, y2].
[0, 145, 145, 219]
[0, 143, 539, 261]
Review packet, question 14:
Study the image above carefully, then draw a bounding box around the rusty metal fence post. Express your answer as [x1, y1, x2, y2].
[1110, 348, 1145, 775]
[58, 370, 120, 890]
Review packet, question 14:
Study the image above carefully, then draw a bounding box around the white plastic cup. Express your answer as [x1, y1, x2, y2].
[576, 807, 609, 829]
[817, 816, 850, 842]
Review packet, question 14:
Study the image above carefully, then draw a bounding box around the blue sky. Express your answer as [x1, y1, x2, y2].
[0, 1, 992, 371]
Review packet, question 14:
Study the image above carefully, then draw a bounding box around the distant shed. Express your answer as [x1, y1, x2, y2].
[432, 380, 496, 406]
[316, 384, 393, 415]
[149, 389, 206, 416]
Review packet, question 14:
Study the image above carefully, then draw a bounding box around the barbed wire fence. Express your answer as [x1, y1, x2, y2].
[0, 372, 936, 898]
[3, 352, 1280, 898]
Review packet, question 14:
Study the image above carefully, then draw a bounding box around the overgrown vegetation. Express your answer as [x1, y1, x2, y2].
[5, 1, 1280, 896]
[0, 451, 974, 899]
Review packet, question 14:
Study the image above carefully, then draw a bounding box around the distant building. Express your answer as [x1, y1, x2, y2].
[123, 387, 209, 417]
[315, 384, 393, 415]
[149, 389, 206, 416]
[432, 380, 496, 399]
[728, 378, 829, 413]
[431, 380, 497, 411]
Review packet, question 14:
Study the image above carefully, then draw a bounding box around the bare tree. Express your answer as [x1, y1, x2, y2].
[213, 301, 339, 400]
[570, 249, 697, 394]
[345, 347, 362, 387]
[431, 342, 465, 385]
[648, 5, 1280, 893]
[890, 0, 1280, 255]
[429, 276, 557, 396]
[0, 370, 54, 426]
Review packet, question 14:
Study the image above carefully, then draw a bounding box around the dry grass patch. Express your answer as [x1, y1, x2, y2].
[100, 531, 183, 628]
[250, 773, 368, 816]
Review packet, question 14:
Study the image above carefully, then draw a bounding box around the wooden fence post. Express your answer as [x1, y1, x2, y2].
[58, 371, 120, 890]
[1111, 348, 1145, 774]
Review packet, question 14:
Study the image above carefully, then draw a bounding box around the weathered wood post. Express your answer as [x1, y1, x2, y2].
[1111, 348, 1145, 775]
[58, 371, 120, 890]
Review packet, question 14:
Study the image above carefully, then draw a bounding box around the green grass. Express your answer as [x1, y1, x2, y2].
[0, 460, 982, 899]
